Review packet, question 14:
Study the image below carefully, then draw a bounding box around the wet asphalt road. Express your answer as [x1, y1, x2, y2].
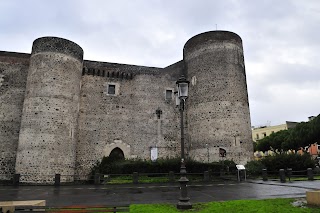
[0, 180, 319, 206]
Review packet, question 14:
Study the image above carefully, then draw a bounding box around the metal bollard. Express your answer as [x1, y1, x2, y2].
[54, 174, 61, 186]
[307, 168, 314, 181]
[169, 171, 175, 183]
[315, 166, 320, 174]
[13, 174, 20, 186]
[208, 170, 213, 181]
[133, 172, 139, 184]
[279, 169, 286, 183]
[94, 173, 101, 185]
[287, 168, 292, 181]
[262, 168, 268, 181]
[204, 171, 210, 182]
[220, 169, 225, 177]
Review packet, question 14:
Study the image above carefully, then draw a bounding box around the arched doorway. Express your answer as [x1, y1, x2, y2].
[109, 147, 125, 161]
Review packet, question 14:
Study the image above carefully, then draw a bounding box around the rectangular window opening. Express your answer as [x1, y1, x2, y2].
[108, 84, 116, 95]
[165, 90, 173, 100]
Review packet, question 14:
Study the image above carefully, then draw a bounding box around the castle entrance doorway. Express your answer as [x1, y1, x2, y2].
[109, 147, 125, 160]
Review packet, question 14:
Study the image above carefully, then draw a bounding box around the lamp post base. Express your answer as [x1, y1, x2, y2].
[177, 201, 192, 210]
[177, 169, 192, 210]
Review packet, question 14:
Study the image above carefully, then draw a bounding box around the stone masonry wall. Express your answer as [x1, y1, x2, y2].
[15, 37, 83, 183]
[76, 62, 181, 178]
[0, 31, 253, 182]
[0, 52, 29, 180]
[184, 31, 253, 164]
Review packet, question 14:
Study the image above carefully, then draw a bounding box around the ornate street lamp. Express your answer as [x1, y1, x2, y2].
[175, 75, 192, 209]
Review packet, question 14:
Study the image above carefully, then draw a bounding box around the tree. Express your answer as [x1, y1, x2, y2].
[256, 114, 320, 152]
[256, 137, 271, 152]
[269, 130, 289, 152]
[253, 142, 258, 152]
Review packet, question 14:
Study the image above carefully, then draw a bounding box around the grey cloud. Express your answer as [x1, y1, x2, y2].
[1, 0, 319, 126]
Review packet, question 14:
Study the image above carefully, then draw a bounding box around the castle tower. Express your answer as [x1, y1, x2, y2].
[184, 31, 252, 164]
[15, 37, 83, 183]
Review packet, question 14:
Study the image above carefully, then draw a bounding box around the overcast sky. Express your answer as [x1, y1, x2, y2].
[1, 0, 319, 126]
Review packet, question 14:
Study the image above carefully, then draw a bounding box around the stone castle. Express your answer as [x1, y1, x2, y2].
[0, 31, 253, 183]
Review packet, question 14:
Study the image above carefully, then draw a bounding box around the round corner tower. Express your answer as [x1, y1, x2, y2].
[184, 31, 253, 164]
[15, 37, 83, 183]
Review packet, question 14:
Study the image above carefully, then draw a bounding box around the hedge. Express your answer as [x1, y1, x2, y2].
[245, 153, 316, 176]
[92, 157, 236, 175]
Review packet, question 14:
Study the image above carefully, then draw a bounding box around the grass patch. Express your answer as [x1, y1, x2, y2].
[105, 175, 170, 184]
[139, 176, 170, 183]
[104, 175, 205, 184]
[104, 175, 132, 184]
[289, 176, 320, 181]
[130, 198, 319, 213]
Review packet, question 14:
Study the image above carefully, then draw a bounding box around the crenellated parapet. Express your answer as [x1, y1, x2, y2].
[82, 67, 134, 79]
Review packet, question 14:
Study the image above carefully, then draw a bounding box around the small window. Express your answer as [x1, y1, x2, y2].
[165, 90, 172, 100]
[256, 134, 259, 140]
[108, 85, 116, 95]
[263, 132, 267, 137]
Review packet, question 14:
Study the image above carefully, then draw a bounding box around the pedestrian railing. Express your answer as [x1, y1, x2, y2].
[3, 168, 320, 186]
[261, 167, 320, 182]
[1, 170, 241, 186]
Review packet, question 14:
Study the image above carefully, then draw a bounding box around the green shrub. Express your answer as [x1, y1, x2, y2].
[91, 157, 236, 175]
[245, 160, 265, 176]
[245, 153, 315, 175]
[261, 153, 315, 172]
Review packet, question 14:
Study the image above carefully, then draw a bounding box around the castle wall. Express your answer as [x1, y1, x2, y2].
[75, 62, 181, 177]
[0, 31, 253, 182]
[184, 31, 253, 164]
[15, 37, 83, 183]
[0, 52, 29, 180]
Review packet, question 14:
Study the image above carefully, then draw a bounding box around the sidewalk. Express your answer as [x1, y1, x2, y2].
[247, 179, 320, 190]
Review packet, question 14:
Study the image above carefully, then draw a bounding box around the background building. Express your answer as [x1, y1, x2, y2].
[252, 121, 298, 142]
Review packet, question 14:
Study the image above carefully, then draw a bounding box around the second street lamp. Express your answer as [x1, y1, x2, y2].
[176, 75, 192, 210]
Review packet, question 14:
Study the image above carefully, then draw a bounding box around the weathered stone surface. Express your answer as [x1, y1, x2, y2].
[32, 37, 83, 62]
[15, 37, 83, 183]
[306, 190, 320, 206]
[75, 67, 180, 178]
[0, 52, 29, 180]
[0, 31, 253, 183]
[184, 31, 252, 164]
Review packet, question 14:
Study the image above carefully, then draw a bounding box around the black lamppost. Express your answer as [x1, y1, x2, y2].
[175, 75, 192, 210]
